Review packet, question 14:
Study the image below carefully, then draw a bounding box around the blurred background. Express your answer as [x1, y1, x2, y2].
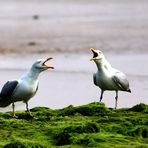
[0, 0, 148, 111]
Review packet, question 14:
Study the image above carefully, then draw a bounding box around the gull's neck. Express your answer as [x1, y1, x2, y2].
[95, 57, 112, 72]
[20, 67, 41, 82]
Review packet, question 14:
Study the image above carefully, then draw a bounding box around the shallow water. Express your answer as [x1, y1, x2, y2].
[0, 53, 147, 112]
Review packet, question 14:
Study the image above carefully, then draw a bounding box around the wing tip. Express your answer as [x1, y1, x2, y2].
[127, 89, 131, 93]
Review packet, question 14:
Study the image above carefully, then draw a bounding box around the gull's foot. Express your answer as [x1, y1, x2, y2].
[26, 111, 38, 120]
[12, 114, 18, 118]
[113, 107, 117, 111]
[27, 114, 38, 120]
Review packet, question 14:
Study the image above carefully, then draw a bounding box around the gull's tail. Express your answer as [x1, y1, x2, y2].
[0, 94, 12, 107]
[0, 80, 18, 107]
[127, 89, 131, 93]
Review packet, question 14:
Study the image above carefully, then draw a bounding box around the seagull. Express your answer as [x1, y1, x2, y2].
[0, 57, 54, 117]
[90, 48, 131, 109]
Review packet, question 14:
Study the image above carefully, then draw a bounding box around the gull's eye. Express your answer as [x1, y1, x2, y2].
[99, 51, 102, 54]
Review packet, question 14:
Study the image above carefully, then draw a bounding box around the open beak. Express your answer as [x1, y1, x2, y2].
[43, 57, 54, 69]
[90, 48, 98, 61]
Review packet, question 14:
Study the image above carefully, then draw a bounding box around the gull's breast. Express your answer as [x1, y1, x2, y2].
[97, 71, 119, 90]
[12, 80, 38, 102]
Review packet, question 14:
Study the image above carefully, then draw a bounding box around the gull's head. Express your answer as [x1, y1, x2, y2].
[90, 48, 104, 61]
[32, 57, 54, 72]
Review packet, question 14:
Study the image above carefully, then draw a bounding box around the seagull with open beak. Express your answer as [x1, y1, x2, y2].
[0, 57, 54, 117]
[90, 48, 131, 109]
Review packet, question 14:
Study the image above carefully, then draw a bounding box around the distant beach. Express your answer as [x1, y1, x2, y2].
[0, 0, 148, 54]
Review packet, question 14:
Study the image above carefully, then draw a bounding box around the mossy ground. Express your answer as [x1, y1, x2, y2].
[0, 102, 148, 148]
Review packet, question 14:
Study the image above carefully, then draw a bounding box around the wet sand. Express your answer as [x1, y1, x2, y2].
[0, 53, 147, 112]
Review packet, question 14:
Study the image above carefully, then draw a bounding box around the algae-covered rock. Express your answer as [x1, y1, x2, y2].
[127, 126, 148, 138]
[30, 107, 55, 121]
[53, 129, 71, 146]
[56, 105, 76, 116]
[64, 122, 100, 134]
[57, 102, 111, 116]
[53, 122, 100, 146]
[3, 140, 45, 148]
[129, 103, 148, 112]
[4, 141, 26, 148]
[0, 102, 148, 148]
[30, 107, 55, 116]
[74, 135, 96, 147]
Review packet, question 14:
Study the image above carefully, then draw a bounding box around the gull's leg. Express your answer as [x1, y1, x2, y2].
[12, 102, 17, 118]
[100, 90, 104, 102]
[115, 91, 118, 109]
[25, 101, 32, 116]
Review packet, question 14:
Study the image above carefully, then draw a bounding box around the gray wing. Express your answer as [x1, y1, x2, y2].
[112, 72, 131, 92]
[0, 81, 18, 107]
[35, 84, 39, 94]
[93, 73, 97, 86]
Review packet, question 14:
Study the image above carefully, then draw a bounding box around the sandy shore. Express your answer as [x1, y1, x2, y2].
[0, 0, 148, 53]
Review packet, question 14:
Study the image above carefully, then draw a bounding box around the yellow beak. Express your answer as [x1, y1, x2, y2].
[90, 48, 97, 61]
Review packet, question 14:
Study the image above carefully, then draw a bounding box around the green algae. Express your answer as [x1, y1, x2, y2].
[0, 102, 147, 148]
